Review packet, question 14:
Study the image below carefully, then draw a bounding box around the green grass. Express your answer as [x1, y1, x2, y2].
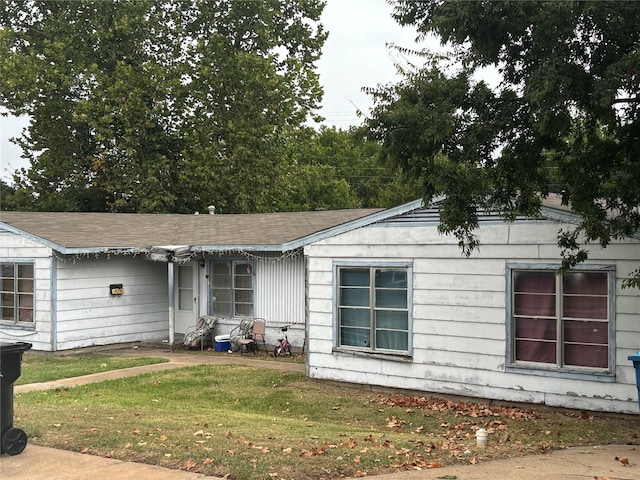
[16, 351, 168, 385]
[14, 363, 640, 480]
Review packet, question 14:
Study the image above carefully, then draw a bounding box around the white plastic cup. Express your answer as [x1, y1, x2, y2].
[476, 428, 488, 448]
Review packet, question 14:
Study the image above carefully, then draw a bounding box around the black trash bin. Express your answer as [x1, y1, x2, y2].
[0, 342, 32, 455]
[629, 352, 640, 414]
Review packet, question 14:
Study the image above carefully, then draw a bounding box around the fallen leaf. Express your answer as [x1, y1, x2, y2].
[185, 459, 197, 470]
[203, 458, 213, 465]
[80, 447, 89, 454]
[159, 434, 167, 441]
[615, 456, 631, 466]
[354, 470, 367, 477]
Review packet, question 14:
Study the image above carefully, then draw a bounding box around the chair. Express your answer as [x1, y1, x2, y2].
[235, 318, 267, 355]
[183, 315, 218, 350]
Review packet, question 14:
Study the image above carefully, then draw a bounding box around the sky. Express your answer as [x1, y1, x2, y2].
[0, 0, 422, 182]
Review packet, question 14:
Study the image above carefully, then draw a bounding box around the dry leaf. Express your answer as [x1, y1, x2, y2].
[615, 456, 631, 466]
[354, 470, 367, 477]
[203, 458, 213, 465]
[159, 434, 167, 441]
[282, 447, 292, 454]
[80, 447, 89, 454]
[185, 459, 197, 470]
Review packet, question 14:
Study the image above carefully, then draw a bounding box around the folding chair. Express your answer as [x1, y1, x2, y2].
[237, 318, 267, 355]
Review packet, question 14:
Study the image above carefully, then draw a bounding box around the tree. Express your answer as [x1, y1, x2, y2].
[368, 1, 640, 286]
[0, 0, 326, 213]
[277, 126, 421, 211]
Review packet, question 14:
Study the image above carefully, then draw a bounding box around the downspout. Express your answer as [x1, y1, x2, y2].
[51, 255, 58, 352]
[168, 260, 175, 351]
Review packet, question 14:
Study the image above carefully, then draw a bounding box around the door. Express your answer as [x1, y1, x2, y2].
[174, 262, 198, 334]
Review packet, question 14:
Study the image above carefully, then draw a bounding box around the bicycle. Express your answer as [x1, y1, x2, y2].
[273, 325, 292, 357]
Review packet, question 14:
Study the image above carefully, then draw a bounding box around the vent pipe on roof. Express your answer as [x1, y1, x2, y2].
[208, 205, 216, 215]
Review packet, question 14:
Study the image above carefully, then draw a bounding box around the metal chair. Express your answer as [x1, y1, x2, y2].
[234, 318, 267, 355]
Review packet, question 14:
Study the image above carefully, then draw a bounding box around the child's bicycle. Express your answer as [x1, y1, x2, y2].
[273, 325, 292, 357]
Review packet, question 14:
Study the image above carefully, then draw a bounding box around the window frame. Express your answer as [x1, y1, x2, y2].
[333, 261, 412, 357]
[0, 261, 35, 327]
[209, 259, 255, 317]
[505, 263, 616, 381]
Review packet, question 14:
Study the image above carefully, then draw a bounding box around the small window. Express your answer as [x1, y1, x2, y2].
[510, 267, 611, 372]
[337, 265, 410, 354]
[1, 263, 34, 325]
[210, 260, 254, 317]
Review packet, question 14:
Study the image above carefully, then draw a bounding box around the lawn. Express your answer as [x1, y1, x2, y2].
[13, 361, 640, 480]
[16, 351, 168, 385]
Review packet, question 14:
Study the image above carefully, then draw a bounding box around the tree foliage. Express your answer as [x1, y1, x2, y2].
[0, 0, 326, 213]
[277, 126, 421, 211]
[368, 1, 640, 286]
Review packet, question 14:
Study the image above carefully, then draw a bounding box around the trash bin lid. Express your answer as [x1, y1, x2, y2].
[0, 342, 33, 354]
[629, 352, 640, 361]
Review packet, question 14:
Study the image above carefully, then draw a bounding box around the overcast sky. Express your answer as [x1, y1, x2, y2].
[0, 0, 421, 182]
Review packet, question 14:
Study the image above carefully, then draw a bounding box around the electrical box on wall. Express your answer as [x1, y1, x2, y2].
[110, 284, 124, 296]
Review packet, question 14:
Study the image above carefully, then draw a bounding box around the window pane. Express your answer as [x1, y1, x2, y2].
[235, 303, 253, 316]
[375, 310, 408, 330]
[212, 301, 231, 316]
[1, 264, 14, 278]
[340, 269, 369, 287]
[565, 344, 608, 368]
[563, 295, 608, 319]
[179, 289, 193, 311]
[211, 262, 230, 287]
[515, 317, 557, 340]
[515, 339, 556, 363]
[17, 264, 33, 278]
[340, 326, 370, 347]
[234, 290, 253, 303]
[376, 329, 408, 351]
[178, 265, 193, 288]
[563, 272, 607, 295]
[376, 289, 407, 308]
[514, 271, 555, 293]
[514, 292, 555, 316]
[375, 269, 406, 288]
[340, 287, 369, 307]
[340, 307, 370, 327]
[563, 320, 608, 344]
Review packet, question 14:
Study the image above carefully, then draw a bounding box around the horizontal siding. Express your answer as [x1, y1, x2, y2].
[0, 231, 54, 350]
[55, 255, 169, 350]
[305, 222, 640, 414]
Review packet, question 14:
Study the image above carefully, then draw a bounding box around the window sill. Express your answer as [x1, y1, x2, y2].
[506, 363, 615, 382]
[332, 347, 412, 363]
[0, 321, 36, 331]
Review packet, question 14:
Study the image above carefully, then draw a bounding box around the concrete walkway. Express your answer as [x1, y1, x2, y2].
[2, 345, 639, 480]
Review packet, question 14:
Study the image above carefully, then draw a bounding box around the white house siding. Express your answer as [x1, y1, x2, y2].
[304, 222, 640, 414]
[0, 231, 54, 350]
[54, 255, 169, 350]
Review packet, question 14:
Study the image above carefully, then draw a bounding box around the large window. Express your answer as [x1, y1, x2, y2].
[210, 260, 254, 317]
[337, 265, 410, 354]
[1, 263, 34, 325]
[509, 267, 611, 372]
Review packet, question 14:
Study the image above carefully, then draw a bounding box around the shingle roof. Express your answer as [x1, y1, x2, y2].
[0, 208, 385, 253]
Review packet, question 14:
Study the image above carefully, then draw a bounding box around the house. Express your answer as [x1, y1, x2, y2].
[2, 198, 639, 414]
[303, 197, 640, 414]
[0, 207, 393, 351]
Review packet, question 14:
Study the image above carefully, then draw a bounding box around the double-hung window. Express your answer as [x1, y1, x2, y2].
[210, 260, 254, 317]
[337, 265, 411, 354]
[509, 265, 612, 373]
[1, 263, 34, 325]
